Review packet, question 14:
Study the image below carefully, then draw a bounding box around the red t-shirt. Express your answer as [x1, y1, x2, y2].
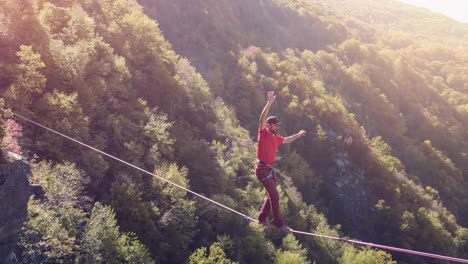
[257, 127, 284, 165]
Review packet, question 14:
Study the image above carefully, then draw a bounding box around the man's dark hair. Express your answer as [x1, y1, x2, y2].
[266, 116, 280, 124]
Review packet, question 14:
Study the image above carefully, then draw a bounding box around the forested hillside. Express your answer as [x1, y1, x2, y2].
[1, 0, 467, 263]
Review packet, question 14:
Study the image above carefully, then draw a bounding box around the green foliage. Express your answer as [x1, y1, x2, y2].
[19, 198, 81, 263]
[152, 163, 198, 262]
[32, 160, 90, 207]
[414, 207, 456, 253]
[32, 89, 109, 183]
[455, 228, 468, 257]
[369, 137, 404, 173]
[275, 234, 311, 264]
[280, 151, 321, 204]
[143, 104, 175, 164]
[338, 245, 396, 264]
[154, 162, 189, 199]
[158, 198, 198, 263]
[117, 233, 155, 264]
[19, 161, 90, 263]
[14, 45, 46, 94]
[399, 211, 417, 248]
[81, 202, 155, 264]
[36, 90, 90, 143]
[107, 181, 159, 250]
[189, 242, 238, 264]
[211, 98, 256, 188]
[80, 202, 122, 263]
[172, 122, 225, 195]
[60, 5, 96, 44]
[4, 45, 46, 114]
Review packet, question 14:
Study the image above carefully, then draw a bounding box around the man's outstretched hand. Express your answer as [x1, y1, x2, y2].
[267, 91, 276, 103]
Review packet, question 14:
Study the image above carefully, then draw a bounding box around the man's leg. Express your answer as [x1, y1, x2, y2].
[257, 168, 272, 223]
[258, 191, 272, 223]
[261, 177, 283, 228]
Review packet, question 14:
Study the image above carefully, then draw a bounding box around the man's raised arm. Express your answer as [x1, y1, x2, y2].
[259, 91, 276, 131]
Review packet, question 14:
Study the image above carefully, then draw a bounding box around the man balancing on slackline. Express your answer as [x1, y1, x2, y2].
[256, 90, 307, 232]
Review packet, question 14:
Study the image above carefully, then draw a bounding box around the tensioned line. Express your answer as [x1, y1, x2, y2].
[11, 112, 254, 222]
[291, 229, 468, 263]
[12, 112, 468, 264]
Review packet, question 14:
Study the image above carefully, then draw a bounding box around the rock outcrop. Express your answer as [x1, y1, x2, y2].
[0, 161, 30, 263]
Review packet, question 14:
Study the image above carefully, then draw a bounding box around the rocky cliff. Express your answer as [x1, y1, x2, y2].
[0, 161, 30, 263]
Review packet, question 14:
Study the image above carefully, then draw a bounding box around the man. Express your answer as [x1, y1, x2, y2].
[256, 91, 306, 232]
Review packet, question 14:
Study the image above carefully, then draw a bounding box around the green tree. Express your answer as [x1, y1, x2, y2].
[80, 202, 155, 264]
[32, 90, 108, 184]
[415, 207, 455, 254]
[369, 136, 404, 173]
[399, 211, 418, 248]
[275, 234, 311, 264]
[32, 160, 90, 207]
[280, 150, 321, 204]
[189, 242, 238, 264]
[338, 245, 396, 264]
[117, 233, 156, 264]
[107, 182, 159, 251]
[142, 104, 175, 165]
[153, 163, 198, 262]
[81, 202, 122, 263]
[18, 161, 90, 263]
[4, 45, 46, 114]
[19, 198, 80, 263]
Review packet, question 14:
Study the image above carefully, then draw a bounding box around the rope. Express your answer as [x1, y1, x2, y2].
[291, 230, 468, 263]
[12, 112, 256, 223]
[12, 112, 468, 263]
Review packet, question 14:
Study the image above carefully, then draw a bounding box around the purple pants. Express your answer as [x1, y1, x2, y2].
[256, 167, 283, 228]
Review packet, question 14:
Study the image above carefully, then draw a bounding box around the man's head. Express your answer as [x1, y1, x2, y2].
[266, 116, 281, 134]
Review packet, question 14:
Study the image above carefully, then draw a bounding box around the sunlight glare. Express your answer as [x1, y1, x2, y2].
[399, 0, 468, 23]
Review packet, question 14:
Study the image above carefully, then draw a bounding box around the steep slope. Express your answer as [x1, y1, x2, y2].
[314, 0, 468, 43]
[140, 0, 350, 130]
[140, 0, 468, 262]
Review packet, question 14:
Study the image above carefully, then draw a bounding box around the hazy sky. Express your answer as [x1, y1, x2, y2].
[399, 0, 468, 23]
